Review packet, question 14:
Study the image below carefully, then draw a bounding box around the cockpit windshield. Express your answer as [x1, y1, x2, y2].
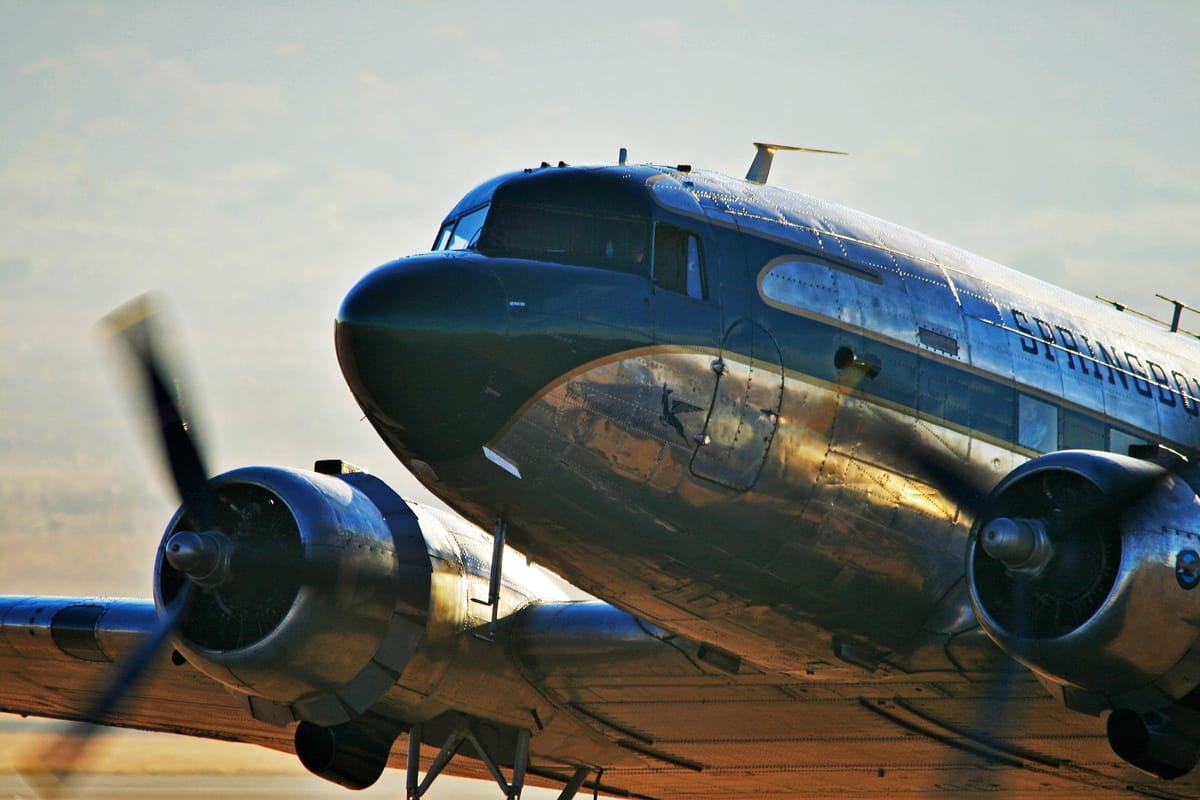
[433, 204, 489, 251]
[478, 203, 649, 275]
[433, 171, 657, 278]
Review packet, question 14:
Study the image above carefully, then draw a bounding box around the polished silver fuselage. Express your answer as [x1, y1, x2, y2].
[370, 166, 1200, 679]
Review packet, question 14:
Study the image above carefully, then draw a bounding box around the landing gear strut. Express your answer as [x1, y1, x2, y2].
[471, 518, 506, 642]
[405, 718, 594, 800]
[406, 719, 527, 800]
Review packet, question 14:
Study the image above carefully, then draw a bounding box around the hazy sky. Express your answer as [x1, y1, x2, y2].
[1, 3, 1198, 796]
[2, 1, 1199, 582]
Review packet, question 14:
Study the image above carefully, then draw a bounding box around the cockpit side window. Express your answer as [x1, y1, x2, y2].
[597, 216, 649, 274]
[653, 223, 705, 300]
[434, 204, 490, 251]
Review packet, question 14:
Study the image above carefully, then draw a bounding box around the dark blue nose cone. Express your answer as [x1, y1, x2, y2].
[336, 254, 511, 463]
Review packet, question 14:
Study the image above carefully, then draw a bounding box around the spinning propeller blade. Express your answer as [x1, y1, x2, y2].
[21, 296, 211, 794]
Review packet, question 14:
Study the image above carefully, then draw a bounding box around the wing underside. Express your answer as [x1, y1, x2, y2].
[2, 595, 1197, 798]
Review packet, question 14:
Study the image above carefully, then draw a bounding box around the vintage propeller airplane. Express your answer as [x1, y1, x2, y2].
[4, 144, 1200, 799]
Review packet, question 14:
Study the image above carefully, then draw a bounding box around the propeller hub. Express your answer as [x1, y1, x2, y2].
[980, 516, 1054, 575]
[165, 529, 232, 587]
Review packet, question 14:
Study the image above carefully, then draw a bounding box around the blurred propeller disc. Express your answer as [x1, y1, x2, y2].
[21, 295, 214, 794]
[104, 295, 214, 530]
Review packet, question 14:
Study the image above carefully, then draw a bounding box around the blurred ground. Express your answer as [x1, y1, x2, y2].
[0, 717, 566, 799]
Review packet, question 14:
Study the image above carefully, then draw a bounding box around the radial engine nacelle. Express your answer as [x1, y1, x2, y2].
[967, 449, 1200, 777]
[154, 464, 434, 727]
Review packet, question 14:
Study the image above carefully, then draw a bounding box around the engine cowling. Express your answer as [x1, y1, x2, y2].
[967, 450, 1200, 711]
[154, 465, 432, 726]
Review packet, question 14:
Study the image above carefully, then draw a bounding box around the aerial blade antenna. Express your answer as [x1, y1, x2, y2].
[746, 142, 847, 185]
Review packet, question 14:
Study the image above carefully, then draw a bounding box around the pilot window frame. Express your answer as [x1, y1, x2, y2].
[652, 222, 706, 300]
[434, 203, 490, 252]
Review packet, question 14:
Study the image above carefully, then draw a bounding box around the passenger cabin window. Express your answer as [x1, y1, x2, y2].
[434, 204, 490, 251]
[478, 202, 649, 275]
[653, 224, 705, 299]
[1061, 408, 1107, 450]
[1018, 394, 1058, 452]
[1109, 429, 1149, 456]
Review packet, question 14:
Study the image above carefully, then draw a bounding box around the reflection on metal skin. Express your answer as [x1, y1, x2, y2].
[155, 466, 431, 726]
[163, 529, 228, 586]
[475, 346, 1014, 673]
[153, 466, 593, 740]
[979, 517, 1053, 574]
[512, 602, 677, 675]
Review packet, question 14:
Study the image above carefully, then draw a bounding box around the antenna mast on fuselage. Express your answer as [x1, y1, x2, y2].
[745, 142, 848, 185]
[1098, 293, 1200, 338]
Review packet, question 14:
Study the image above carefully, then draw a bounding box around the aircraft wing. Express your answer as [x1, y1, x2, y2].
[5, 595, 1200, 798]
[0, 597, 296, 755]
